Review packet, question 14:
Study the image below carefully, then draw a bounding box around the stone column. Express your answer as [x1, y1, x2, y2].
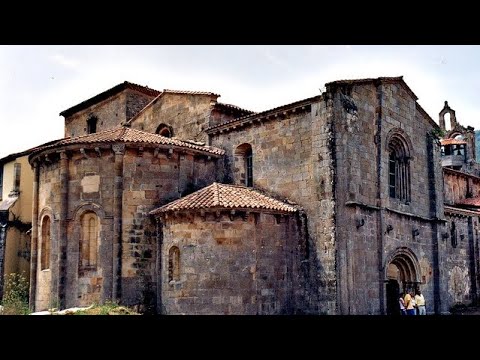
[112, 144, 125, 301]
[29, 161, 40, 311]
[375, 81, 386, 314]
[58, 151, 69, 309]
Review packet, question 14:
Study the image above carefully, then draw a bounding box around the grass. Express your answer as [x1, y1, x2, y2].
[73, 302, 139, 315]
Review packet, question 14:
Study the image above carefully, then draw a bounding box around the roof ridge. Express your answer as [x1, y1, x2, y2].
[206, 95, 321, 133]
[124, 92, 164, 126]
[60, 81, 160, 118]
[163, 89, 220, 97]
[213, 182, 220, 207]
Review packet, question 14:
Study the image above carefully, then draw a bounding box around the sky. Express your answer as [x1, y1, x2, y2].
[1, 45, 480, 159]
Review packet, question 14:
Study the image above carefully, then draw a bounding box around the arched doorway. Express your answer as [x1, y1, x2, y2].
[385, 247, 420, 315]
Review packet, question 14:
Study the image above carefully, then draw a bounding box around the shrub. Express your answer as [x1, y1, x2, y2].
[1, 272, 29, 315]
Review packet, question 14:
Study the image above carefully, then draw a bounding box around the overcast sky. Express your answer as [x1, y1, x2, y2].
[1, 45, 479, 159]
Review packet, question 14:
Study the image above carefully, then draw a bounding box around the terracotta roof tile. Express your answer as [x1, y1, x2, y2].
[30, 127, 224, 156]
[150, 182, 297, 215]
[440, 138, 467, 146]
[163, 89, 220, 97]
[457, 197, 480, 207]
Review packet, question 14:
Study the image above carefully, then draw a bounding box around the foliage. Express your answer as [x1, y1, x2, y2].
[431, 127, 446, 139]
[1, 272, 29, 315]
[74, 301, 139, 315]
[429, 128, 445, 146]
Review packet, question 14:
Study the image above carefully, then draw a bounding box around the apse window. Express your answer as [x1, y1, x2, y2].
[80, 211, 98, 269]
[235, 143, 253, 187]
[87, 116, 98, 134]
[41, 216, 51, 270]
[156, 124, 173, 138]
[168, 246, 180, 282]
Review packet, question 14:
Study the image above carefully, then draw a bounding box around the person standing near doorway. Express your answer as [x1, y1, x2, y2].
[404, 290, 416, 315]
[399, 293, 406, 315]
[415, 289, 426, 315]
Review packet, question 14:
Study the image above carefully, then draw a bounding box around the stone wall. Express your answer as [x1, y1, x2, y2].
[35, 160, 61, 310]
[33, 144, 219, 311]
[439, 212, 478, 312]
[443, 169, 480, 205]
[331, 80, 443, 314]
[63, 90, 155, 138]
[209, 107, 238, 128]
[126, 90, 155, 121]
[119, 147, 218, 307]
[64, 93, 127, 138]
[64, 149, 116, 307]
[209, 100, 334, 313]
[160, 211, 303, 314]
[130, 93, 216, 143]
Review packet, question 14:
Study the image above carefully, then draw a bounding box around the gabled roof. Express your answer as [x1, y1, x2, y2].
[60, 81, 161, 118]
[30, 127, 224, 157]
[326, 76, 441, 130]
[150, 182, 297, 215]
[214, 102, 255, 116]
[206, 95, 321, 134]
[325, 76, 419, 101]
[124, 88, 221, 126]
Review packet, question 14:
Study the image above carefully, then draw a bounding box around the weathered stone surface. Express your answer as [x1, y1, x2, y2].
[28, 78, 480, 315]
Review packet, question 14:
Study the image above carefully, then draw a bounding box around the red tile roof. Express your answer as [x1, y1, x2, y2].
[163, 89, 220, 97]
[457, 197, 480, 207]
[60, 81, 161, 118]
[30, 127, 224, 156]
[150, 182, 297, 215]
[440, 138, 467, 146]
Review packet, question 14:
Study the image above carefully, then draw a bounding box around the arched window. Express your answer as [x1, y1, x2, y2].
[388, 133, 411, 204]
[451, 221, 457, 248]
[80, 211, 98, 269]
[156, 123, 173, 138]
[87, 116, 98, 134]
[41, 216, 51, 270]
[168, 246, 180, 282]
[235, 143, 253, 187]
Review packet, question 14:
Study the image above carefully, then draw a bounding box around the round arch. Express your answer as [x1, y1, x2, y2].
[156, 123, 173, 138]
[385, 128, 414, 159]
[384, 247, 421, 283]
[384, 247, 421, 315]
[449, 132, 463, 139]
[72, 202, 105, 222]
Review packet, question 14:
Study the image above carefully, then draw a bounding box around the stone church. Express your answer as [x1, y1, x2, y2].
[26, 77, 480, 314]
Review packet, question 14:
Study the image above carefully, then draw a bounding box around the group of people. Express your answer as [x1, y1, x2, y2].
[399, 289, 426, 315]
